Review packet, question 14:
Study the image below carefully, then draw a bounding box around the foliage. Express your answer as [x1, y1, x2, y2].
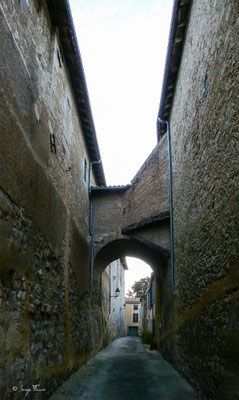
[130, 276, 150, 298]
[141, 330, 154, 346]
[126, 289, 134, 297]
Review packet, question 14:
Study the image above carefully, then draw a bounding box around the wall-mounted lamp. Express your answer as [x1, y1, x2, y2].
[110, 287, 120, 298]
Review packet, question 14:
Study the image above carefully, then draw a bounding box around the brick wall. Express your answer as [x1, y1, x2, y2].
[92, 135, 170, 262]
[93, 191, 125, 236]
[123, 134, 169, 228]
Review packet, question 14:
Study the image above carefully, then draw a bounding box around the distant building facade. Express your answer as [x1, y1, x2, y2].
[125, 298, 143, 336]
[141, 275, 155, 336]
[101, 259, 127, 342]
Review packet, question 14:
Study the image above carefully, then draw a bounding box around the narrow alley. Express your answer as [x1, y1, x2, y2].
[49, 337, 200, 400]
[1, 1, 238, 399]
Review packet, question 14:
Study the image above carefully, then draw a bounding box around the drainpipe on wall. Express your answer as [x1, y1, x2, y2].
[89, 159, 102, 300]
[109, 263, 111, 314]
[158, 118, 175, 294]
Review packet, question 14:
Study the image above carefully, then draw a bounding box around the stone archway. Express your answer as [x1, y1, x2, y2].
[93, 234, 170, 307]
[93, 235, 171, 351]
[95, 236, 168, 275]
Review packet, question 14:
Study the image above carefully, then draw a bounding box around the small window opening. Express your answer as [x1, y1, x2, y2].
[50, 133, 56, 154]
[57, 49, 62, 68]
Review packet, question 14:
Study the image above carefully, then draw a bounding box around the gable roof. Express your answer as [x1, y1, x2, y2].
[125, 297, 141, 304]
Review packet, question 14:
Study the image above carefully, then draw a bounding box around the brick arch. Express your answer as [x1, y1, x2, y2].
[94, 236, 167, 275]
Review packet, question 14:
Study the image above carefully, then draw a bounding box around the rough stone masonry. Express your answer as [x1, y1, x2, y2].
[0, 1, 107, 398]
[0, 1, 239, 400]
[157, 1, 239, 399]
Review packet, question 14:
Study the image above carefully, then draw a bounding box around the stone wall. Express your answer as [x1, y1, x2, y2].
[158, 1, 239, 399]
[0, 2, 103, 398]
[2, 0, 238, 398]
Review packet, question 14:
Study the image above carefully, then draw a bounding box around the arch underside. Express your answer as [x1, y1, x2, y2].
[95, 237, 169, 276]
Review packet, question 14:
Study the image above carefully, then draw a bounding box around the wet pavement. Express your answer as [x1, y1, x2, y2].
[49, 336, 201, 400]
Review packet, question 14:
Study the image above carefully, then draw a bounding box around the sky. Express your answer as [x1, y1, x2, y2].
[124, 257, 152, 294]
[69, 0, 173, 292]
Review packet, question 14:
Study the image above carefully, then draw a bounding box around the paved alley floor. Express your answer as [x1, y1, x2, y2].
[49, 337, 201, 400]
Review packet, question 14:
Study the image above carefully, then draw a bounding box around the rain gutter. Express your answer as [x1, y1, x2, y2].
[157, 0, 191, 140]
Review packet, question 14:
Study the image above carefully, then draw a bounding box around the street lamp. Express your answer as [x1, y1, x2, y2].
[110, 287, 120, 298]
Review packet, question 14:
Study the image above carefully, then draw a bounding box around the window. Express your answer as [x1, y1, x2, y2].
[133, 313, 138, 323]
[50, 133, 56, 154]
[57, 46, 64, 68]
[133, 305, 138, 310]
[84, 159, 87, 183]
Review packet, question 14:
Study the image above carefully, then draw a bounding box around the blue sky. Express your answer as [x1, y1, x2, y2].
[69, 0, 173, 289]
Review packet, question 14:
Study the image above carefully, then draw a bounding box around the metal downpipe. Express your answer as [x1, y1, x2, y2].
[158, 118, 174, 294]
[89, 159, 102, 300]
